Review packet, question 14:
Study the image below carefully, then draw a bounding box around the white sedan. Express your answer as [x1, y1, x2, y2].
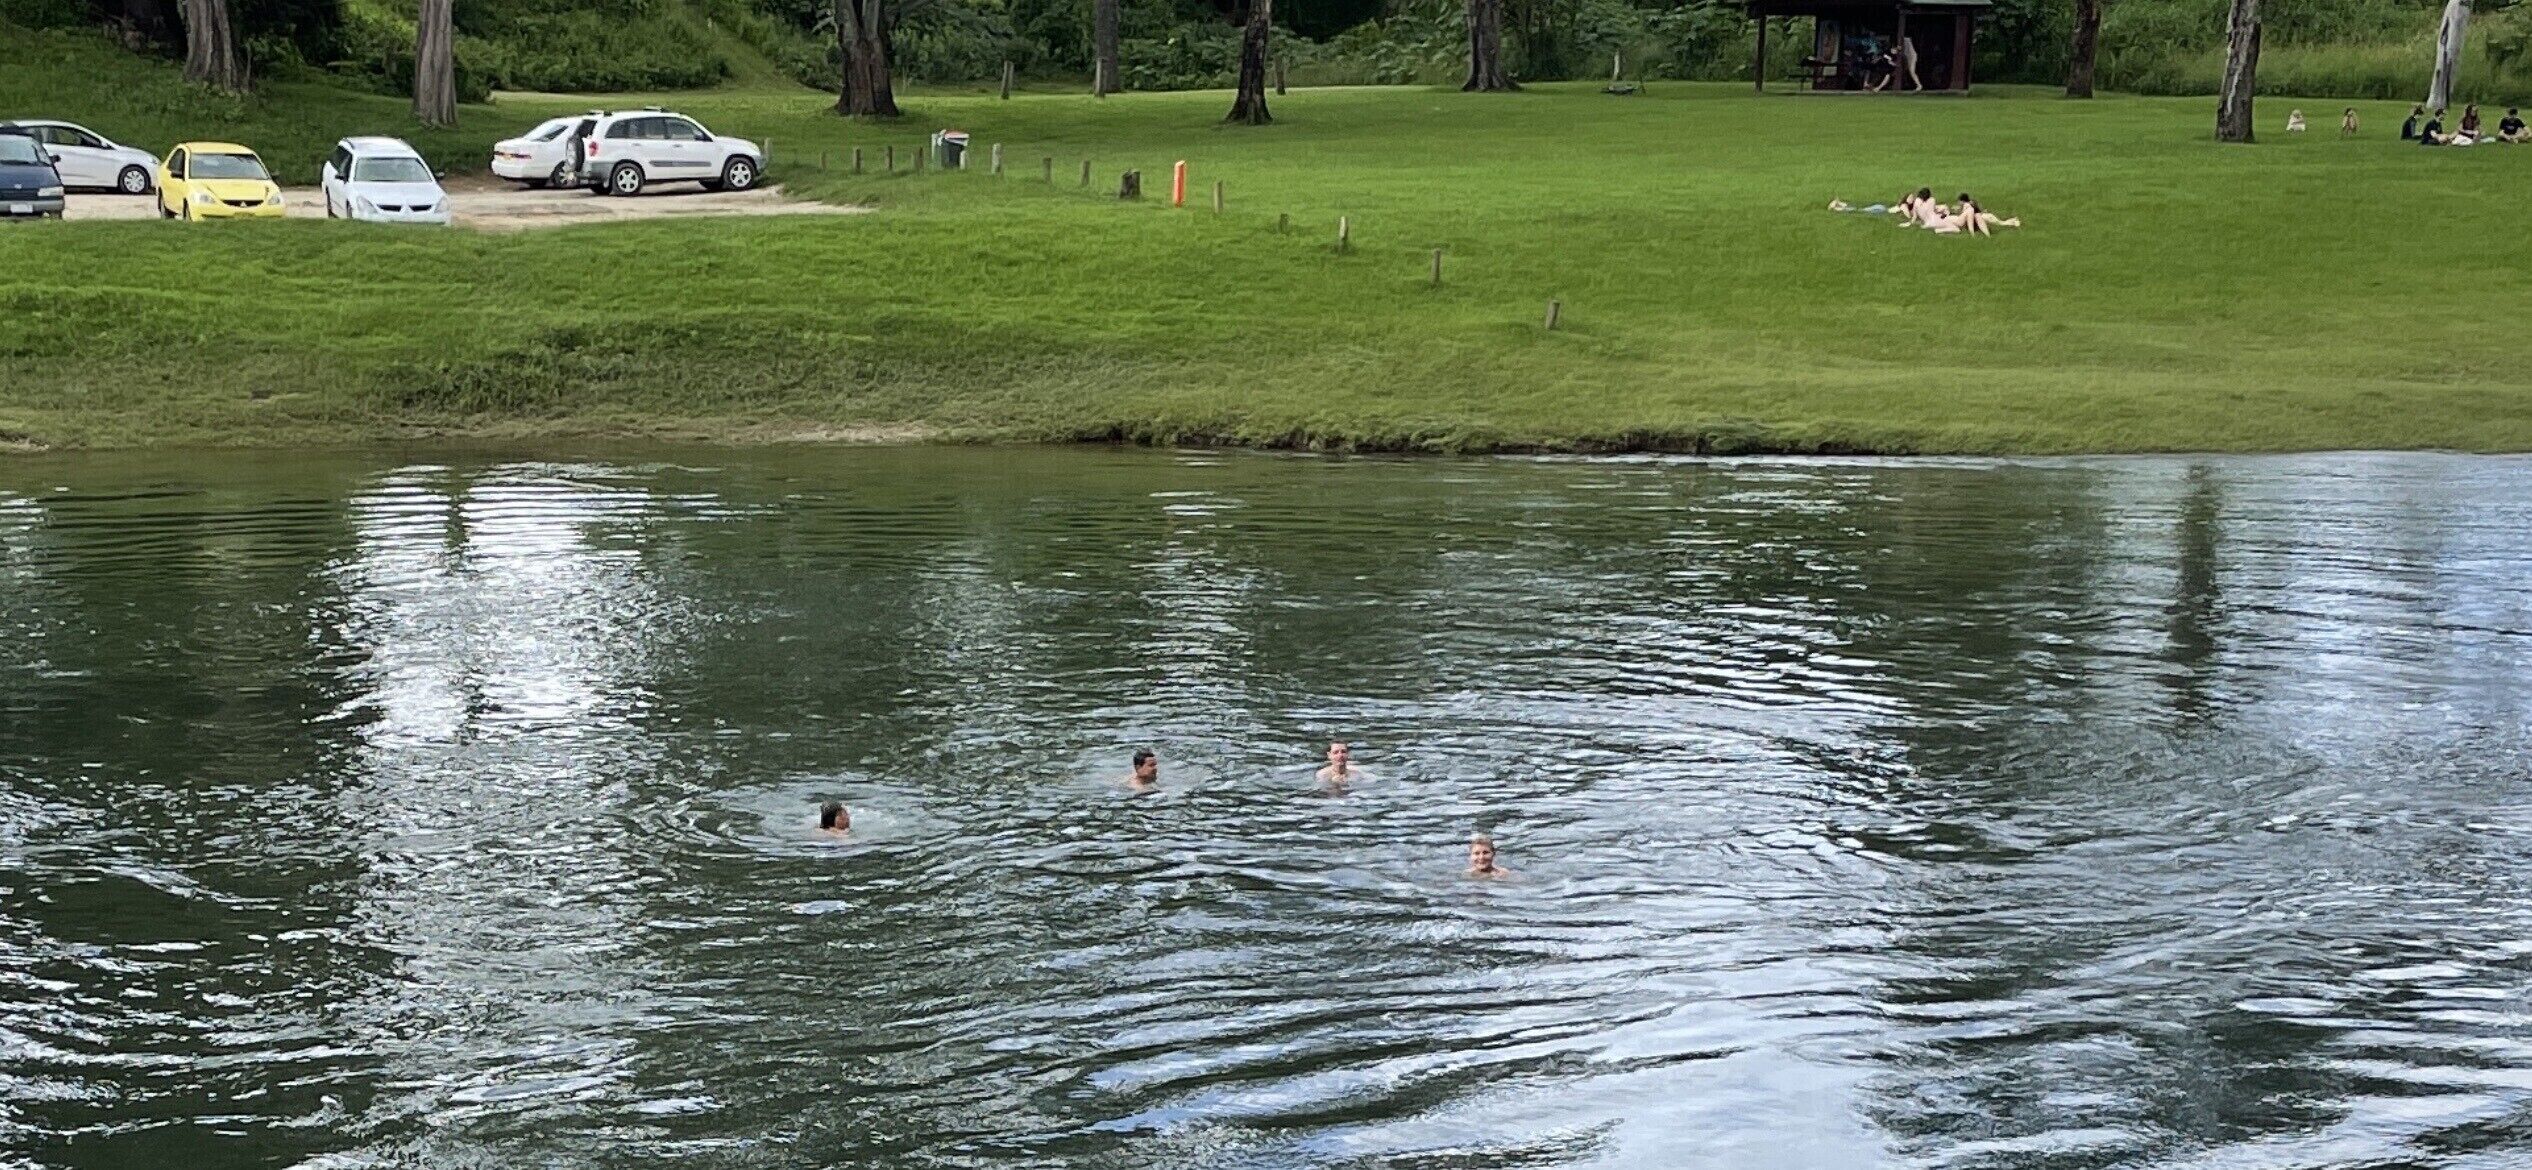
[320, 137, 451, 225]
[489, 116, 586, 188]
[2, 119, 157, 194]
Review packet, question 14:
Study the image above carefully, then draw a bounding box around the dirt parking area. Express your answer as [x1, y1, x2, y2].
[63, 177, 865, 231]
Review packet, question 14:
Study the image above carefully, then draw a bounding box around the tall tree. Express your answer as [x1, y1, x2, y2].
[2427, 0, 2470, 111]
[835, 0, 901, 117]
[1093, 0, 1120, 96]
[1463, 0, 1516, 91]
[1225, 0, 1273, 124]
[2065, 0, 2101, 98]
[414, 0, 458, 127]
[180, 0, 247, 92]
[2214, 0, 2259, 141]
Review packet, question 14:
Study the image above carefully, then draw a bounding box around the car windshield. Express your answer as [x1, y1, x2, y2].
[351, 156, 432, 183]
[189, 153, 268, 180]
[0, 135, 42, 166]
[529, 119, 571, 142]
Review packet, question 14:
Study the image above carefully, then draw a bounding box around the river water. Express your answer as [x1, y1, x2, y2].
[3, 447, 2531, 1169]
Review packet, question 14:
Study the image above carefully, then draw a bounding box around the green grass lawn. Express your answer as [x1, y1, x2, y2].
[5, 23, 2531, 453]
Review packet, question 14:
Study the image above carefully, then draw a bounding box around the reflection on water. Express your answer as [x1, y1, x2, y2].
[5, 447, 2532, 1169]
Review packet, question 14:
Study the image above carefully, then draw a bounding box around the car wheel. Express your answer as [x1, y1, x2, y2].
[608, 163, 644, 197]
[547, 162, 570, 188]
[721, 156, 759, 192]
[118, 166, 151, 196]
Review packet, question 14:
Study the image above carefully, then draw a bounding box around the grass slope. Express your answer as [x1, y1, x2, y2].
[5, 26, 2532, 454]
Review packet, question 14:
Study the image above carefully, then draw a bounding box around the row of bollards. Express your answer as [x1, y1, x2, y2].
[802, 142, 1565, 328]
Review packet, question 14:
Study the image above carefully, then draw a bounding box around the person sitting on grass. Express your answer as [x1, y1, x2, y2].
[2420, 110, 2450, 145]
[2286, 108, 2308, 134]
[2460, 104, 2483, 140]
[2501, 108, 2529, 143]
[1949, 193, 2020, 236]
[2342, 108, 2360, 137]
[2402, 105, 2425, 140]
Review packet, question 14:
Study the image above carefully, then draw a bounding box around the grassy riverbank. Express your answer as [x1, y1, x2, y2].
[6, 31, 2532, 454]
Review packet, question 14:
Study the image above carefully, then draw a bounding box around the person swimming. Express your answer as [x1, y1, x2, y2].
[1316, 740, 1366, 785]
[1467, 833, 1509, 879]
[1126, 747, 1160, 793]
[819, 800, 851, 836]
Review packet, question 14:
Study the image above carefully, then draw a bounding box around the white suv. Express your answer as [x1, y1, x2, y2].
[320, 137, 450, 225]
[574, 109, 763, 197]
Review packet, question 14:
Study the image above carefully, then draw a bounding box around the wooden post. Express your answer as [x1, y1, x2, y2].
[1277, 212, 1289, 234]
[915, 144, 927, 173]
[1544, 300, 1562, 330]
[1337, 216, 1350, 252]
[765, 137, 774, 165]
[1171, 161, 1187, 207]
[819, 150, 828, 170]
[853, 146, 864, 174]
[1894, 10, 1909, 90]
[1080, 159, 1092, 187]
[1119, 170, 1141, 199]
[1000, 60, 1015, 100]
[991, 144, 1003, 175]
[1043, 156, 1053, 182]
[1430, 248, 1443, 286]
[1752, 15, 1768, 93]
[1274, 56, 1287, 95]
[886, 144, 896, 172]
[1212, 180, 1224, 213]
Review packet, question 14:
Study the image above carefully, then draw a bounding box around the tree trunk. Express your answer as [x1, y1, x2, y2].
[834, 0, 901, 118]
[1463, 0, 1517, 92]
[2065, 0, 2100, 98]
[2215, 0, 2259, 142]
[1092, 0, 1120, 96]
[413, 0, 458, 127]
[1225, 0, 1273, 124]
[2428, 0, 2470, 111]
[180, 0, 247, 92]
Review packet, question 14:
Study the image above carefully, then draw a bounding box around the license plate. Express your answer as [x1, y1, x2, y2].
[7, 204, 29, 215]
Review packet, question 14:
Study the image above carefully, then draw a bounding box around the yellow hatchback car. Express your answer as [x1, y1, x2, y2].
[156, 142, 284, 221]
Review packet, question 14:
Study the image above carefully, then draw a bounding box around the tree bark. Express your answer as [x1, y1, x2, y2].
[2065, 0, 2101, 98]
[1092, 0, 1120, 96]
[2428, 0, 2470, 112]
[834, 0, 901, 118]
[413, 0, 458, 127]
[1463, 0, 1517, 92]
[2215, 0, 2259, 142]
[1225, 0, 1273, 125]
[180, 0, 247, 92]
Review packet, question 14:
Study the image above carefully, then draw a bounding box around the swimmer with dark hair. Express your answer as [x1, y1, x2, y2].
[1126, 748, 1159, 793]
[1316, 741, 1367, 787]
[819, 800, 851, 836]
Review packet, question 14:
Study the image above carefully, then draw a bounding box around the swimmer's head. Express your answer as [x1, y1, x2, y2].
[1131, 748, 1158, 783]
[1468, 833, 1496, 872]
[820, 800, 849, 831]
[1327, 741, 1350, 767]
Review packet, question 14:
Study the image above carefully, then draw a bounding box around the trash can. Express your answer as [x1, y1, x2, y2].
[931, 130, 970, 170]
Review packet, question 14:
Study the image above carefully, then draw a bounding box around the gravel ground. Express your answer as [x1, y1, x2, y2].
[61, 178, 864, 231]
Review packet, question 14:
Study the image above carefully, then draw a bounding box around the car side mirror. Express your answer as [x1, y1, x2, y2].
[48, 154, 61, 164]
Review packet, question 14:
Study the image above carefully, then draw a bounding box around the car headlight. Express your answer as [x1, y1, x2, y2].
[355, 197, 376, 214]
[190, 191, 213, 204]
[38, 186, 62, 198]
[266, 192, 284, 206]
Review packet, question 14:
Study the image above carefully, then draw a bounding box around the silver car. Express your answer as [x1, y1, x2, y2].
[1, 119, 157, 194]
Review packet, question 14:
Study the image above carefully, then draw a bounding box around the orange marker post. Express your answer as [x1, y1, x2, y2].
[1171, 161, 1187, 208]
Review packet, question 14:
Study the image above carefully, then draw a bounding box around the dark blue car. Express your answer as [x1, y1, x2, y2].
[0, 127, 67, 219]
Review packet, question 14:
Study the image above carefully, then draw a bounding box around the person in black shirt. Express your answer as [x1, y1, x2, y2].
[2501, 108, 2528, 143]
[2402, 105, 2425, 140]
[2420, 110, 2449, 145]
